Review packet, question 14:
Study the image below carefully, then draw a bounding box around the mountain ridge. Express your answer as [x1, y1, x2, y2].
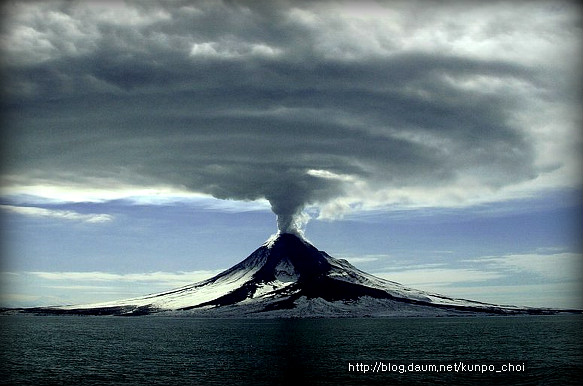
[9, 233, 579, 317]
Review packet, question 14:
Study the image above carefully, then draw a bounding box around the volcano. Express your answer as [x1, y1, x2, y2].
[24, 233, 564, 317]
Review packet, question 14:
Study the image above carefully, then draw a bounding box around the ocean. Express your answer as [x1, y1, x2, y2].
[1, 314, 581, 386]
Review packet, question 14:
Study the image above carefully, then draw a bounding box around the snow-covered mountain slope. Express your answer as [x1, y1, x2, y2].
[24, 233, 565, 317]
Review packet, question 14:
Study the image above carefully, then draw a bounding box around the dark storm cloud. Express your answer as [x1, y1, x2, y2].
[2, 0, 581, 231]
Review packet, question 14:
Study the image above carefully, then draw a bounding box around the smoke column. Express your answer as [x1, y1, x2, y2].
[267, 185, 314, 238]
[275, 210, 310, 237]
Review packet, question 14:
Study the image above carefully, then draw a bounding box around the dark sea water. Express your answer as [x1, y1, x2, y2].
[1, 315, 581, 386]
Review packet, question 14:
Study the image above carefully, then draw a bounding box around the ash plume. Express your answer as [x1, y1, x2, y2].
[2, 0, 580, 232]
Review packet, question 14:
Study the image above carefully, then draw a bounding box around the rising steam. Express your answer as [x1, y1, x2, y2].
[264, 174, 344, 239]
[275, 210, 310, 237]
[267, 188, 312, 238]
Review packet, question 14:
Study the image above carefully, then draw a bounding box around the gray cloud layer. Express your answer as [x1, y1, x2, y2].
[2, 0, 581, 232]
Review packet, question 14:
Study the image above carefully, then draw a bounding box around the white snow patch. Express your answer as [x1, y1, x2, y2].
[59, 258, 262, 310]
[263, 233, 279, 248]
[247, 280, 296, 300]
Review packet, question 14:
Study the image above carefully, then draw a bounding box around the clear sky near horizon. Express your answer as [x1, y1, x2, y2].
[1, 0, 581, 309]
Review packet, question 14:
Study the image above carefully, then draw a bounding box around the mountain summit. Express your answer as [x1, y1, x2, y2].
[28, 233, 561, 317]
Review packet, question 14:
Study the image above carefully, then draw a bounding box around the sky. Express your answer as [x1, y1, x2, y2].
[1, 0, 581, 309]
